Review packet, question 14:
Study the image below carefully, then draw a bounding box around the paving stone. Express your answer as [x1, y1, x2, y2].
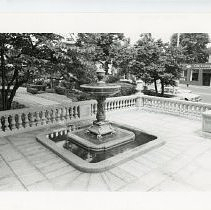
[0, 138, 9, 145]
[118, 179, 150, 191]
[0, 159, 14, 178]
[66, 173, 90, 191]
[0, 145, 24, 162]
[26, 180, 54, 191]
[138, 170, 170, 190]
[108, 166, 137, 183]
[119, 160, 146, 177]
[39, 161, 69, 174]
[150, 177, 198, 192]
[8, 159, 37, 176]
[101, 171, 127, 191]
[0, 176, 25, 191]
[44, 165, 76, 179]
[18, 171, 46, 186]
[87, 173, 109, 191]
[51, 170, 81, 190]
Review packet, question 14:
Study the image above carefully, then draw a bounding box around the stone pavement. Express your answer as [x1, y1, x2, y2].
[0, 109, 211, 191]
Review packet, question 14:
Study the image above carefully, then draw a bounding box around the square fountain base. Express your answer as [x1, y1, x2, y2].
[67, 125, 135, 152]
[36, 122, 165, 173]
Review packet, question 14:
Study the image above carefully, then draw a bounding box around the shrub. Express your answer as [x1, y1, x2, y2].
[76, 92, 93, 101]
[11, 101, 26, 109]
[27, 87, 38, 94]
[106, 75, 120, 83]
[114, 82, 137, 96]
[54, 86, 67, 95]
[45, 88, 55, 93]
[27, 85, 46, 91]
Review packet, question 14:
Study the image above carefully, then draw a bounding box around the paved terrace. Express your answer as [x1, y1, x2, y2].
[0, 109, 211, 191]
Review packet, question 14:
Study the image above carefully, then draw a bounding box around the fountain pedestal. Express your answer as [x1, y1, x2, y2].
[87, 95, 114, 138]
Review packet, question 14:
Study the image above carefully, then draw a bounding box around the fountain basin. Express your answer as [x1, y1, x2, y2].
[80, 83, 121, 97]
[36, 122, 165, 173]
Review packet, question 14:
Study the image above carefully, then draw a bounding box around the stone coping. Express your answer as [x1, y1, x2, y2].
[36, 122, 165, 173]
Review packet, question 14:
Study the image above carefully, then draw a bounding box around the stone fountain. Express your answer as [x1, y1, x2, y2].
[36, 66, 162, 172]
[80, 68, 121, 139]
[66, 67, 135, 152]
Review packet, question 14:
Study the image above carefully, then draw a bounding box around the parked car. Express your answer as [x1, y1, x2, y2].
[173, 92, 201, 102]
[164, 86, 201, 102]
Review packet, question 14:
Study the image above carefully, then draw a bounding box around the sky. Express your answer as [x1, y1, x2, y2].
[125, 32, 173, 44]
[125, 32, 211, 46]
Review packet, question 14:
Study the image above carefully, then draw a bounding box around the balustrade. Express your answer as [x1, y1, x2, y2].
[1, 94, 211, 136]
[141, 95, 211, 119]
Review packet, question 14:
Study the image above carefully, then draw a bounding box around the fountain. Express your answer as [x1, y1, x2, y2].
[66, 67, 136, 153]
[36, 65, 164, 173]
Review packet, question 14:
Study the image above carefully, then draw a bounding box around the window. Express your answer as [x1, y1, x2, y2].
[181, 70, 187, 81]
[192, 69, 199, 81]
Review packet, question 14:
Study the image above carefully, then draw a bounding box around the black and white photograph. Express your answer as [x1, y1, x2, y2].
[1, 2, 211, 210]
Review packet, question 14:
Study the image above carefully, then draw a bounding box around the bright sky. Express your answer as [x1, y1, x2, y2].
[125, 32, 173, 44]
[125, 32, 211, 45]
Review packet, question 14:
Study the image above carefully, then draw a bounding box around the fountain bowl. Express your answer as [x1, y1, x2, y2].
[80, 83, 121, 97]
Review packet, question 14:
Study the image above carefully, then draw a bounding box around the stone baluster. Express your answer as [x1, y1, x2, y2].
[4, 115, 10, 131]
[51, 109, 56, 123]
[41, 110, 46, 125]
[60, 108, 64, 121]
[24, 113, 30, 128]
[105, 102, 108, 111]
[77, 106, 80, 118]
[35, 111, 41, 126]
[45, 110, 50, 124]
[17, 114, 23, 129]
[10, 114, 17, 130]
[62, 107, 66, 120]
[30, 112, 36, 127]
[65, 107, 70, 120]
[56, 109, 61, 122]
[117, 101, 120, 109]
[73, 106, 76, 118]
[69, 107, 73, 119]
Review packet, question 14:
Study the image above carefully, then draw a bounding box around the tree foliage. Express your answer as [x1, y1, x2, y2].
[75, 33, 125, 74]
[0, 33, 65, 110]
[170, 33, 210, 63]
[131, 34, 185, 95]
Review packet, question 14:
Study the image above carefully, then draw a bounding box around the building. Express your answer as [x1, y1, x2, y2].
[180, 56, 211, 86]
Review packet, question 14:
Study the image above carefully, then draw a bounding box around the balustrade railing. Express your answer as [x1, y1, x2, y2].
[1, 93, 211, 136]
[0, 102, 81, 135]
[141, 95, 211, 119]
[105, 95, 137, 112]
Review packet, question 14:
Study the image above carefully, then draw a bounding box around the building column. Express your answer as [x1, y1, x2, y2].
[198, 69, 203, 85]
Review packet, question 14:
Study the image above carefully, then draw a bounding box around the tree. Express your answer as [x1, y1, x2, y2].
[75, 33, 125, 74]
[170, 33, 210, 63]
[0, 33, 64, 110]
[130, 34, 163, 93]
[131, 34, 184, 95]
[112, 39, 135, 78]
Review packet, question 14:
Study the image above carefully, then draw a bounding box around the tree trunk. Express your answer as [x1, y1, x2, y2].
[104, 61, 109, 74]
[0, 48, 6, 110]
[160, 80, 165, 96]
[7, 83, 20, 110]
[154, 79, 158, 94]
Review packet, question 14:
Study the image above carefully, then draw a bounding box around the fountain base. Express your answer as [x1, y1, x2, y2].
[66, 125, 135, 152]
[87, 121, 116, 139]
[36, 122, 164, 172]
